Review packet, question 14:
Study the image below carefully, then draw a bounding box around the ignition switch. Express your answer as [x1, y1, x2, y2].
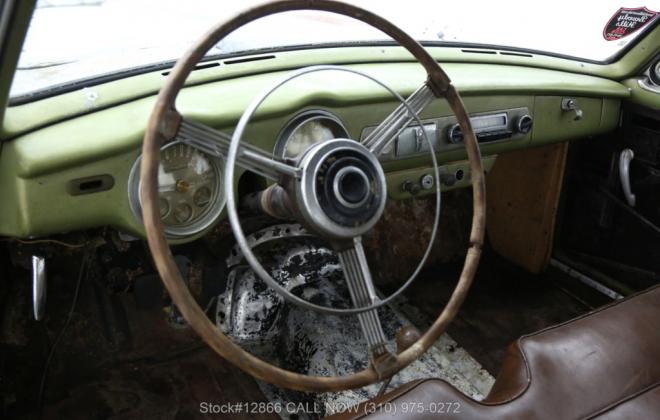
[403, 171, 456, 194]
[420, 174, 434, 190]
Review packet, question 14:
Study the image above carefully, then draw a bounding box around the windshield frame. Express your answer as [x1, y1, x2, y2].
[7, 18, 660, 107]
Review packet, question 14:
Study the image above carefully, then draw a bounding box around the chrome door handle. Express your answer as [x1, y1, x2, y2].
[619, 149, 636, 207]
[32, 255, 46, 320]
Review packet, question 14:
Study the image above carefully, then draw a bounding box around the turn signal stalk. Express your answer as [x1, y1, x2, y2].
[240, 184, 297, 220]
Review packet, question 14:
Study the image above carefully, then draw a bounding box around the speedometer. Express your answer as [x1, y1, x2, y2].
[128, 142, 225, 238]
[275, 110, 349, 159]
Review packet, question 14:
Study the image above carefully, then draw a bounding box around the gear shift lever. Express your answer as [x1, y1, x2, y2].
[376, 325, 422, 396]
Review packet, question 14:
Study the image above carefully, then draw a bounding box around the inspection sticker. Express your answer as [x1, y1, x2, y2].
[603, 7, 659, 41]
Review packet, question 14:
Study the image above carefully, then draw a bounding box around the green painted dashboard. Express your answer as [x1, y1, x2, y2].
[0, 59, 631, 240]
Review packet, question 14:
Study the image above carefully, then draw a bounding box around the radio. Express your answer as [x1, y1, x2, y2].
[447, 111, 533, 144]
[361, 107, 532, 160]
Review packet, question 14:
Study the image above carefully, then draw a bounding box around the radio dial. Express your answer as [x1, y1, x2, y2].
[447, 123, 463, 144]
[517, 115, 533, 134]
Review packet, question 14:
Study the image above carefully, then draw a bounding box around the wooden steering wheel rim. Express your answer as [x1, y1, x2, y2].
[140, 0, 485, 392]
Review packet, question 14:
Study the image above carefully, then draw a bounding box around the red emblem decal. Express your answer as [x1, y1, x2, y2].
[603, 7, 659, 41]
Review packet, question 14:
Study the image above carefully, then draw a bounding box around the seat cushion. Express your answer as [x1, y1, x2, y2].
[329, 284, 660, 419]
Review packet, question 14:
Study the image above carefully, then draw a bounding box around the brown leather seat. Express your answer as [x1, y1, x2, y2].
[329, 285, 660, 419]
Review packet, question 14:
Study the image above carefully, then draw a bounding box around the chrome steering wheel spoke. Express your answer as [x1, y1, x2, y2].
[176, 116, 300, 182]
[336, 237, 389, 358]
[362, 83, 435, 156]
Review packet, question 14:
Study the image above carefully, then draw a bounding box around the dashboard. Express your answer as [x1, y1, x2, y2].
[0, 61, 629, 242]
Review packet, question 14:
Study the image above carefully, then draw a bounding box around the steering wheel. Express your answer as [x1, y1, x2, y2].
[141, 0, 485, 392]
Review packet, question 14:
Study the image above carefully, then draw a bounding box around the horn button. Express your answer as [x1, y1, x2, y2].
[315, 151, 382, 227]
[334, 166, 370, 207]
[296, 139, 387, 238]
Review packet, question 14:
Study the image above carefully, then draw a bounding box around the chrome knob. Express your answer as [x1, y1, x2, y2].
[517, 115, 533, 134]
[447, 123, 463, 144]
[561, 98, 583, 121]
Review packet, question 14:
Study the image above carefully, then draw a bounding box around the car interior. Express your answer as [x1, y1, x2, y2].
[1, 1, 660, 419]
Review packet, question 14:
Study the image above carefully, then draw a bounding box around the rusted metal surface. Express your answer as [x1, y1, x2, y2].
[140, 0, 485, 392]
[0, 247, 278, 419]
[364, 190, 473, 287]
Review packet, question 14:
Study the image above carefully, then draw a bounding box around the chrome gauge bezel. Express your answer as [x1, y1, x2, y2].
[640, 56, 660, 93]
[274, 110, 350, 159]
[650, 58, 660, 86]
[128, 141, 226, 239]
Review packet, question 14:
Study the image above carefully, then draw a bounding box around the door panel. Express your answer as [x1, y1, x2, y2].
[559, 102, 660, 292]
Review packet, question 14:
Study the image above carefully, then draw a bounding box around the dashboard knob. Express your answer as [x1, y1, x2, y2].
[447, 123, 463, 144]
[440, 173, 457, 187]
[402, 181, 421, 196]
[517, 114, 533, 134]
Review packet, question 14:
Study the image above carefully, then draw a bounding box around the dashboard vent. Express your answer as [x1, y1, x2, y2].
[67, 175, 115, 196]
[161, 55, 275, 76]
[461, 49, 533, 58]
[499, 51, 533, 58]
[162, 61, 219, 76]
[224, 54, 276, 65]
[461, 49, 497, 55]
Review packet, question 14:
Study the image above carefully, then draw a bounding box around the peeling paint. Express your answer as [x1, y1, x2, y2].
[216, 223, 494, 419]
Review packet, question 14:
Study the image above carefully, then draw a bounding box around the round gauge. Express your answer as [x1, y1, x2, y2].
[193, 186, 212, 207]
[275, 110, 349, 159]
[651, 58, 660, 86]
[158, 197, 171, 218]
[128, 142, 226, 239]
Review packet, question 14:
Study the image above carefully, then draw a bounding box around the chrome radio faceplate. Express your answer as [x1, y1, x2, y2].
[362, 107, 531, 160]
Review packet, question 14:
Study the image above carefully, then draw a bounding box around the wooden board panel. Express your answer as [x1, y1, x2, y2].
[486, 142, 568, 273]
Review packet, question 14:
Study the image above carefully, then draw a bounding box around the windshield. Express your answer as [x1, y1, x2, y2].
[9, 0, 660, 99]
